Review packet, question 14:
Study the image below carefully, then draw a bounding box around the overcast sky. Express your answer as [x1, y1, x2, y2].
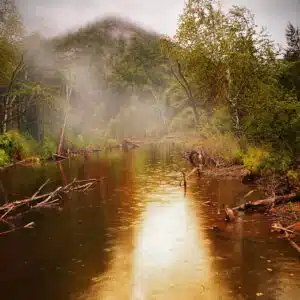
[16, 0, 300, 45]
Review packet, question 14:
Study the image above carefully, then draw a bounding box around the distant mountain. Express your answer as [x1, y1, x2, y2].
[52, 16, 160, 51]
[48, 17, 169, 117]
[21, 17, 170, 134]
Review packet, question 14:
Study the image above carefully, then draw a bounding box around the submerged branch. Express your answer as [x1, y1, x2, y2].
[0, 178, 101, 236]
[232, 193, 298, 211]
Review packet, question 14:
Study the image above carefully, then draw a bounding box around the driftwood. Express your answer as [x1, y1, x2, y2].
[224, 206, 236, 222]
[0, 177, 103, 236]
[180, 171, 187, 195]
[184, 148, 219, 169]
[271, 222, 300, 255]
[67, 148, 102, 155]
[121, 139, 139, 151]
[232, 193, 298, 211]
[50, 148, 102, 161]
[2, 157, 40, 169]
[52, 153, 68, 161]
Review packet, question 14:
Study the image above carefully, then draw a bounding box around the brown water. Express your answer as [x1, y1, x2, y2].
[0, 144, 299, 300]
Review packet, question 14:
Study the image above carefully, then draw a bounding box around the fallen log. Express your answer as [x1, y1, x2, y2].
[232, 193, 298, 211]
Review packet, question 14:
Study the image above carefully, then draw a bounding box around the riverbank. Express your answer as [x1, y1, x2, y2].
[170, 131, 300, 240]
[0, 130, 121, 169]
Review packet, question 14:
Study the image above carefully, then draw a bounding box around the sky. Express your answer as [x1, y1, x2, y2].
[16, 0, 300, 46]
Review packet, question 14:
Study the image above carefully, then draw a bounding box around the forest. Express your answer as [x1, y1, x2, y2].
[0, 0, 300, 182]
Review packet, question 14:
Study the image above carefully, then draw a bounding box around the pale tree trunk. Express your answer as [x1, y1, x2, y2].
[57, 83, 72, 155]
[226, 67, 242, 137]
[2, 97, 9, 134]
[150, 89, 167, 127]
[1, 56, 24, 134]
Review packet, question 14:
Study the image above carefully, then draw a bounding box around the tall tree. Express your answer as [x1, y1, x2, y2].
[285, 22, 300, 61]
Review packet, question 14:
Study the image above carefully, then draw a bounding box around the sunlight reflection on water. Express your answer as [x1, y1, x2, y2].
[81, 185, 229, 300]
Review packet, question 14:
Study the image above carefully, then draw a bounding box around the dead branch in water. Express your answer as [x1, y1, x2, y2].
[232, 193, 298, 211]
[0, 178, 101, 236]
[180, 171, 187, 195]
[271, 222, 300, 255]
[0, 222, 35, 237]
[288, 237, 300, 254]
[224, 206, 236, 222]
[31, 179, 50, 198]
[52, 153, 68, 161]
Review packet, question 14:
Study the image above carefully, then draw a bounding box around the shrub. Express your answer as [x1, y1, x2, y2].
[40, 136, 57, 158]
[0, 149, 9, 166]
[0, 130, 36, 161]
[242, 147, 293, 175]
[242, 147, 269, 174]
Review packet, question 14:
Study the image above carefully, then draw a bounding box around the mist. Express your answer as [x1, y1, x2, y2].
[3, 0, 299, 150]
[16, 0, 299, 46]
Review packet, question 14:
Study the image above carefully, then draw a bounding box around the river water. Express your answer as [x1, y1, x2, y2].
[0, 144, 299, 300]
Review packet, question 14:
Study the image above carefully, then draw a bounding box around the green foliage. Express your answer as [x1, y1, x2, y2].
[0, 38, 18, 87]
[287, 169, 299, 181]
[197, 106, 233, 136]
[200, 132, 241, 163]
[285, 22, 300, 61]
[259, 151, 293, 175]
[242, 147, 269, 174]
[40, 136, 57, 158]
[104, 138, 119, 148]
[65, 132, 86, 149]
[0, 149, 9, 166]
[0, 130, 37, 164]
[242, 147, 293, 175]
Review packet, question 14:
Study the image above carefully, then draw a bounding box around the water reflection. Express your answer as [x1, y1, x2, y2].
[1, 146, 300, 300]
[82, 185, 231, 300]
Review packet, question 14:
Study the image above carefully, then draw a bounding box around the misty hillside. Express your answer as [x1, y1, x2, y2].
[21, 17, 172, 139]
[52, 16, 158, 51]
[50, 17, 170, 126]
[52, 16, 169, 93]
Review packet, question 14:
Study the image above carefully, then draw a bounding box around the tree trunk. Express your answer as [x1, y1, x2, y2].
[57, 83, 72, 155]
[57, 111, 67, 155]
[169, 60, 199, 125]
[2, 97, 8, 134]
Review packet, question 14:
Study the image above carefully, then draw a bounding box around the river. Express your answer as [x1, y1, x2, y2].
[0, 144, 299, 300]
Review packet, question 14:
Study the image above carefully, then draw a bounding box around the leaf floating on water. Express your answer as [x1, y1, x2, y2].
[267, 268, 273, 272]
[267, 260, 272, 263]
[256, 292, 264, 297]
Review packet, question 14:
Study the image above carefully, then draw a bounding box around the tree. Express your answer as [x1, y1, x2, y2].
[162, 0, 278, 135]
[280, 23, 300, 101]
[285, 22, 300, 61]
[0, 0, 24, 43]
